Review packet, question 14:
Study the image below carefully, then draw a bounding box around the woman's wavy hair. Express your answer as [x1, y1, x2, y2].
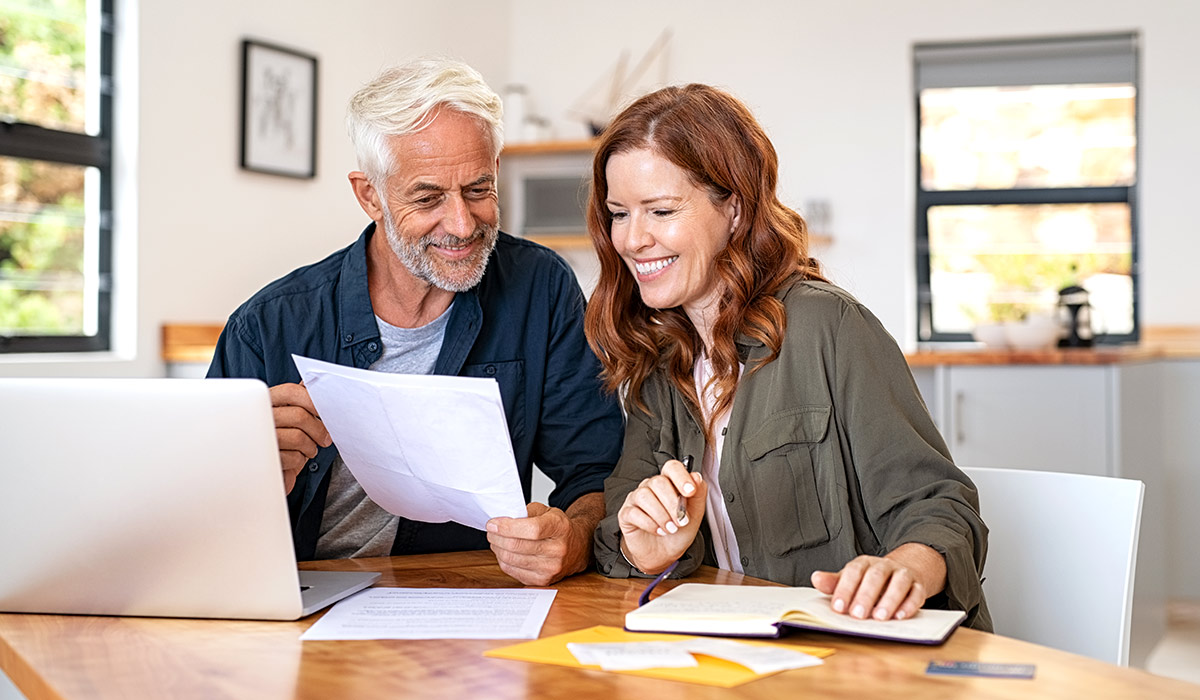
[583, 84, 827, 442]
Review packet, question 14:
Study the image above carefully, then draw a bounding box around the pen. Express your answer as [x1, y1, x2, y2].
[676, 455, 693, 526]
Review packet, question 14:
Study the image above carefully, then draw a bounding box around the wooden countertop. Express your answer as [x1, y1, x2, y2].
[906, 326, 1200, 366]
[161, 323, 1200, 366]
[905, 345, 1159, 367]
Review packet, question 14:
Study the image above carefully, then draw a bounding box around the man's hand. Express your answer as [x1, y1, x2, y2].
[269, 382, 331, 494]
[485, 492, 604, 586]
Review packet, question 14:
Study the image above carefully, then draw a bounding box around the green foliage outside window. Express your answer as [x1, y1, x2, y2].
[0, 0, 91, 336]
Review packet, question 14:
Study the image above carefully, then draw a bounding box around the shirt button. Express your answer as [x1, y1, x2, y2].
[367, 341, 379, 352]
[485, 364, 496, 376]
[307, 460, 320, 472]
[741, 556, 749, 567]
[726, 493, 736, 503]
[343, 333, 354, 343]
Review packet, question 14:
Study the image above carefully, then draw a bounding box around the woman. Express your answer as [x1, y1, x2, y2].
[586, 84, 990, 629]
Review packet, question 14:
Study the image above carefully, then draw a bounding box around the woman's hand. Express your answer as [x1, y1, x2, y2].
[617, 459, 707, 574]
[810, 543, 947, 621]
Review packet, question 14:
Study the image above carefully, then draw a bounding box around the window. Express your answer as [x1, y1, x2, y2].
[914, 34, 1138, 343]
[0, 0, 113, 353]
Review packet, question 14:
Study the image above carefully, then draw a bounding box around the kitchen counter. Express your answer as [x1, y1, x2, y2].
[162, 324, 1200, 368]
[906, 326, 1200, 366]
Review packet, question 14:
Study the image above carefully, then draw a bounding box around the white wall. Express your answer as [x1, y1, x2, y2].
[508, 0, 1200, 346]
[1, 0, 512, 377]
[2, 0, 1195, 374]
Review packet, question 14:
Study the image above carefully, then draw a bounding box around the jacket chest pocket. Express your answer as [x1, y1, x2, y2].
[741, 406, 835, 556]
[462, 360, 526, 442]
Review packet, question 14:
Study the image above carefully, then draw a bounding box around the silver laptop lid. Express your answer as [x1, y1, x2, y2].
[0, 378, 308, 620]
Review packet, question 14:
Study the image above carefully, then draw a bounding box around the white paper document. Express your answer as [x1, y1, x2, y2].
[293, 355, 528, 530]
[300, 588, 558, 641]
[567, 642, 699, 670]
[680, 638, 825, 674]
[566, 638, 824, 673]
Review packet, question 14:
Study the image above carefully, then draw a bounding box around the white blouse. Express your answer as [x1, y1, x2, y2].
[694, 352, 744, 574]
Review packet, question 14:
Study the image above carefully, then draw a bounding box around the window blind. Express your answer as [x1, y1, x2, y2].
[914, 33, 1137, 90]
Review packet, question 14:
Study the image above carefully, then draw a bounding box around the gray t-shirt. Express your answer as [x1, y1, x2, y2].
[312, 304, 453, 559]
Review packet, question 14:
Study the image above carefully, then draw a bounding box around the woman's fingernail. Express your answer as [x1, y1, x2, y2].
[665, 521, 678, 534]
[682, 483, 695, 495]
[852, 605, 866, 619]
[873, 607, 888, 621]
[678, 514, 689, 527]
[656, 527, 666, 537]
[895, 610, 907, 620]
[833, 598, 846, 613]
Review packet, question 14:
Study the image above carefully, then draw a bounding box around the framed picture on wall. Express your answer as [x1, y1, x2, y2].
[239, 39, 318, 178]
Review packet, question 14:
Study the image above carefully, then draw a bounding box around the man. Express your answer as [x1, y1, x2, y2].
[208, 58, 623, 586]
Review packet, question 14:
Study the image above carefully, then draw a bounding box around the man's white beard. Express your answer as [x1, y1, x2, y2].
[381, 203, 498, 293]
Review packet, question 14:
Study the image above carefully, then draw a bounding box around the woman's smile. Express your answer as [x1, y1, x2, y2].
[633, 255, 679, 277]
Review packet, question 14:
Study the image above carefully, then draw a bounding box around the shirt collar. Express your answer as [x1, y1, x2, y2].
[336, 221, 486, 367]
[336, 223, 381, 349]
[734, 274, 804, 361]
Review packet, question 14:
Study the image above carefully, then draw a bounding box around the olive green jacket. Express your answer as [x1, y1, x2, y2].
[594, 279, 992, 630]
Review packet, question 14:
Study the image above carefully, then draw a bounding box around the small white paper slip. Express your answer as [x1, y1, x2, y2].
[300, 588, 557, 641]
[292, 354, 527, 530]
[567, 642, 699, 671]
[681, 638, 825, 674]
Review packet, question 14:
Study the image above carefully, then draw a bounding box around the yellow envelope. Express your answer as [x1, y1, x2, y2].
[484, 625, 835, 688]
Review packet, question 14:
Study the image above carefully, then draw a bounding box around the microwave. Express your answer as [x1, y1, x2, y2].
[500, 151, 592, 239]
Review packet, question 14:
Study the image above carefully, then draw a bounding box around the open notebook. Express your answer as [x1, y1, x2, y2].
[626, 583, 966, 645]
[0, 377, 378, 620]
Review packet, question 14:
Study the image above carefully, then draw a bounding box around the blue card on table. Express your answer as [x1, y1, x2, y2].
[926, 661, 1036, 679]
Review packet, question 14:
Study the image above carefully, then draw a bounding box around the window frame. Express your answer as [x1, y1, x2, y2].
[913, 34, 1141, 345]
[0, 0, 114, 354]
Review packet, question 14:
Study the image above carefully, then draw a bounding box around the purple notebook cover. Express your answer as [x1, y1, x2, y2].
[625, 612, 966, 645]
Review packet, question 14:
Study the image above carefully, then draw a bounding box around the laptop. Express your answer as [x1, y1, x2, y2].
[0, 377, 379, 620]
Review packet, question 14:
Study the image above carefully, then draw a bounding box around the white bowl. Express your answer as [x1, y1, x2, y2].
[972, 322, 1009, 348]
[1004, 320, 1060, 350]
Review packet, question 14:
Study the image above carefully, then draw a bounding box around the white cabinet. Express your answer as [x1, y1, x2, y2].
[1158, 360, 1200, 601]
[913, 363, 1161, 479]
[945, 366, 1112, 476]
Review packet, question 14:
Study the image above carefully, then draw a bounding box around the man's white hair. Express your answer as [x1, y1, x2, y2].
[346, 57, 504, 185]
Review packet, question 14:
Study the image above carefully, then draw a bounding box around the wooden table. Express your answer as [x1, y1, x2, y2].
[2, 551, 1197, 699]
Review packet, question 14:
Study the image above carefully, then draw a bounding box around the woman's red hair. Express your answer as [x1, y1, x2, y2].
[583, 84, 827, 442]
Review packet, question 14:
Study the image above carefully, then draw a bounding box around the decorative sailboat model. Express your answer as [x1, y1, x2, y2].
[568, 30, 672, 136]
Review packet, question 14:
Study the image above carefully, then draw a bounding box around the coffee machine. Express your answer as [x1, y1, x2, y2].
[1056, 284, 1094, 347]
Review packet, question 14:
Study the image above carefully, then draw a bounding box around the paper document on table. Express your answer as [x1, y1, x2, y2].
[565, 638, 823, 673]
[293, 355, 527, 530]
[300, 588, 557, 640]
[485, 625, 835, 688]
[567, 641, 698, 670]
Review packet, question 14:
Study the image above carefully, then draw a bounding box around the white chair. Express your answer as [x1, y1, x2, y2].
[962, 466, 1144, 666]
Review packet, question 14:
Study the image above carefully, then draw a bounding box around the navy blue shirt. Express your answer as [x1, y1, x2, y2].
[208, 224, 624, 561]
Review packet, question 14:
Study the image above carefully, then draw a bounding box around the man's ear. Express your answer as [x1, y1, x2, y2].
[349, 171, 385, 222]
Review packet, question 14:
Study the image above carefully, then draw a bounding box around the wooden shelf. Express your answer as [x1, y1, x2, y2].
[530, 233, 825, 252]
[501, 139, 597, 156]
[162, 323, 223, 363]
[525, 234, 593, 250]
